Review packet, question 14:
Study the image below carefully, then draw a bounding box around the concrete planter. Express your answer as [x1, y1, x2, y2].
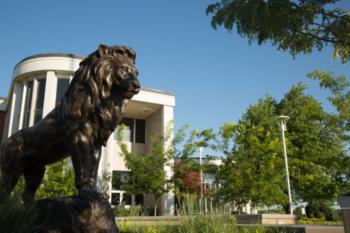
[339, 196, 350, 233]
[235, 214, 296, 225]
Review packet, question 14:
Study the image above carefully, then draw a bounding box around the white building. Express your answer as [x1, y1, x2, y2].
[1, 53, 175, 215]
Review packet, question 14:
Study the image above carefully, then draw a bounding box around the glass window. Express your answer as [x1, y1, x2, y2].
[112, 171, 130, 190]
[115, 118, 146, 143]
[135, 194, 144, 205]
[122, 193, 132, 205]
[56, 78, 70, 105]
[34, 79, 46, 124]
[135, 119, 146, 143]
[111, 193, 120, 206]
[23, 80, 33, 128]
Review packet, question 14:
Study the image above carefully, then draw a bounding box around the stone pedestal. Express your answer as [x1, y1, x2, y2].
[35, 191, 118, 233]
[339, 196, 350, 233]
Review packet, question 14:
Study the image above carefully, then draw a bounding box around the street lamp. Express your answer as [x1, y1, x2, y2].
[199, 146, 204, 214]
[276, 115, 293, 215]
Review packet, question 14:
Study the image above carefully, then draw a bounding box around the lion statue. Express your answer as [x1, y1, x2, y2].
[0, 44, 140, 204]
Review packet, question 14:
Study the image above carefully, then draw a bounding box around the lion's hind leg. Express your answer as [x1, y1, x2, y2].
[22, 164, 45, 205]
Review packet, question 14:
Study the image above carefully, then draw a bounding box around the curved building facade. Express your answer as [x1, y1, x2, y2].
[2, 53, 175, 215]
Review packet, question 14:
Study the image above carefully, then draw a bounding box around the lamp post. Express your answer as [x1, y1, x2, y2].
[199, 146, 203, 214]
[277, 115, 293, 215]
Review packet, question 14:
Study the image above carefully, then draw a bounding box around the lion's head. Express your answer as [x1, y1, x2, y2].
[60, 44, 140, 132]
[93, 44, 140, 99]
[83, 44, 140, 101]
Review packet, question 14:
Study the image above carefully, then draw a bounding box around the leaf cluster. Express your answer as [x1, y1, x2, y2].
[36, 158, 76, 198]
[206, 0, 350, 62]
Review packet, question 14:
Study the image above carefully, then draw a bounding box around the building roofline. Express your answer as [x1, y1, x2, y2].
[141, 87, 173, 96]
[13, 53, 174, 97]
[17, 53, 85, 66]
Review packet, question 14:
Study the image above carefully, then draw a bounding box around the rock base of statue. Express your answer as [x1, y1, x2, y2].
[34, 190, 118, 233]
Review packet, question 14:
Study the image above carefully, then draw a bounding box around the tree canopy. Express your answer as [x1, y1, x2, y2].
[206, 0, 350, 62]
[217, 96, 286, 210]
[216, 84, 349, 213]
[278, 84, 348, 204]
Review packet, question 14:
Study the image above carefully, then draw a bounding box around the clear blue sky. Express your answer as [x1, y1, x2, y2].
[1, 0, 349, 133]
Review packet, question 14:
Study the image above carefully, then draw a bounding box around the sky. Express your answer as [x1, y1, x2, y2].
[0, 0, 349, 135]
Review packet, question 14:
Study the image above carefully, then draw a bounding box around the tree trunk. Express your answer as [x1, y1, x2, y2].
[154, 202, 157, 216]
[154, 195, 160, 216]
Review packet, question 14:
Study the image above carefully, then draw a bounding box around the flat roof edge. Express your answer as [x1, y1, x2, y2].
[13, 54, 173, 97]
[17, 53, 85, 66]
[141, 87, 173, 96]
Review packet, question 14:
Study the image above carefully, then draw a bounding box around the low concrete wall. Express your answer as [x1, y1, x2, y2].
[116, 216, 180, 225]
[339, 196, 350, 233]
[117, 214, 297, 225]
[235, 214, 296, 225]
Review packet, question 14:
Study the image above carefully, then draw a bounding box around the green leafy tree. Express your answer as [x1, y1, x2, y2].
[173, 126, 216, 193]
[216, 96, 287, 211]
[172, 126, 216, 214]
[117, 124, 174, 216]
[308, 70, 350, 196]
[217, 84, 348, 214]
[206, 0, 350, 62]
[278, 84, 348, 212]
[36, 158, 76, 198]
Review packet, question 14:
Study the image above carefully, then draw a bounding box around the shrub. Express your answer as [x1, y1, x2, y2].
[0, 194, 39, 233]
[297, 217, 343, 225]
[114, 205, 143, 217]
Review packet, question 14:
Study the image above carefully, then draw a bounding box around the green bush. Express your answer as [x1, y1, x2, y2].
[114, 205, 143, 217]
[297, 217, 343, 225]
[0, 194, 39, 233]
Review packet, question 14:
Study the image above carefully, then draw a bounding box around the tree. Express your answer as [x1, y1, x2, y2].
[206, 0, 350, 63]
[216, 84, 348, 214]
[278, 84, 348, 212]
[171, 126, 217, 214]
[117, 124, 174, 216]
[36, 158, 76, 198]
[173, 126, 216, 193]
[216, 96, 287, 211]
[308, 70, 350, 196]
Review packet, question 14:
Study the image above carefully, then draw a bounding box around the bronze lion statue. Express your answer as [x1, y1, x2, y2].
[0, 44, 140, 204]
